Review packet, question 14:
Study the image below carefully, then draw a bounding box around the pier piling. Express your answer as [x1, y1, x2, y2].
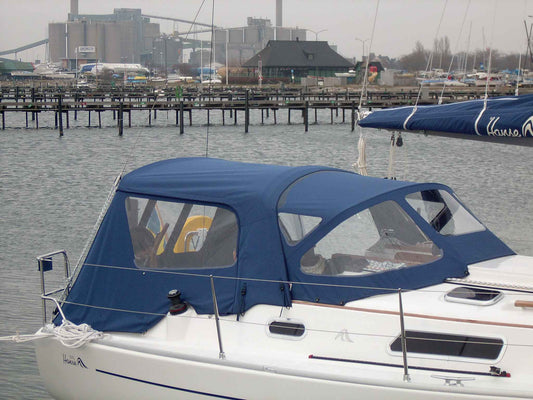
[0, 85, 523, 134]
[118, 102, 124, 136]
[245, 90, 249, 133]
[57, 95, 63, 137]
[179, 100, 184, 134]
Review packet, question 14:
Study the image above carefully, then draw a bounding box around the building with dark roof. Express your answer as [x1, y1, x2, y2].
[242, 40, 353, 82]
[0, 58, 34, 76]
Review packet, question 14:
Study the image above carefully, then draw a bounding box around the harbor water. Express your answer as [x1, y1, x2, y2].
[1, 108, 532, 399]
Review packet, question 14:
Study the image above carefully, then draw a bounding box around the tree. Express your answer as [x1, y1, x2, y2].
[399, 41, 429, 72]
[433, 36, 452, 70]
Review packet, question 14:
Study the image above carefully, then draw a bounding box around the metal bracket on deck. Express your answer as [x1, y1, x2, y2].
[431, 374, 475, 386]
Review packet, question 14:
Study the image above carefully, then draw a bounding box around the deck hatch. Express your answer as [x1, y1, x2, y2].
[445, 286, 503, 305]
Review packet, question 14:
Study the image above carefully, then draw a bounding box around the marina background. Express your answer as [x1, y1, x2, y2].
[1, 109, 532, 399]
[1, 0, 531, 62]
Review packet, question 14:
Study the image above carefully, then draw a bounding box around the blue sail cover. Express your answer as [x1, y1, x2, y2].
[58, 158, 514, 333]
[358, 94, 533, 146]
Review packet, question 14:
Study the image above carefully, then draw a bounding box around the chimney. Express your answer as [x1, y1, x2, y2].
[276, 0, 282, 27]
[69, 0, 79, 20]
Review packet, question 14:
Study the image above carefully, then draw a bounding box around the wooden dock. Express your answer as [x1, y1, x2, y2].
[0, 85, 529, 135]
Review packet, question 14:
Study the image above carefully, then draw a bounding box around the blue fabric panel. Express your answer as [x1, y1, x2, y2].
[279, 170, 418, 219]
[359, 94, 533, 140]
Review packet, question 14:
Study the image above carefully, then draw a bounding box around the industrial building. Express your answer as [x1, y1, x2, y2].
[49, 7, 161, 69]
[46, 0, 313, 73]
[212, 17, 306, 67]
[0, 58, 34, 76]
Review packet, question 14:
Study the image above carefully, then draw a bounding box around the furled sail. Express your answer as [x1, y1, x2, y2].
[358, 94, 533, 146]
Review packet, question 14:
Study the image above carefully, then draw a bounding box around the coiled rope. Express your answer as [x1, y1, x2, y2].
[0, 321, 103, 349]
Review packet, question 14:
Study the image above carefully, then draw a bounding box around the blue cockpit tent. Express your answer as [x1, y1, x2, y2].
[58, 158, 514, 333]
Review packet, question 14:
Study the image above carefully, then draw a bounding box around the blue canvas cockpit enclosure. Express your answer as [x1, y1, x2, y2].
[59, 158, 514, 333]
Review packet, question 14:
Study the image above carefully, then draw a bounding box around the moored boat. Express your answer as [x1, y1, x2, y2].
[35, 157, 533, 399]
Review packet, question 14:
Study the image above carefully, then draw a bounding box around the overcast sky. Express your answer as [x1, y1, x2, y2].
[1, 0, 532, 62]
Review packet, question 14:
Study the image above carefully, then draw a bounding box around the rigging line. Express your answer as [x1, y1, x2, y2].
[475, 0, 498, 135]
[483, 0, 498, 105]
[438, 0, 471, 104]
[412, 0, 448, 108]
[404, 0, 448, 129]
[69, 0, 212, 289]
[182, 0, 208, 42]
[357, 0, 380, 111]
[121, 0, 209, 175]
[205, 0, 216, 158]
[516, 0, 528, 96]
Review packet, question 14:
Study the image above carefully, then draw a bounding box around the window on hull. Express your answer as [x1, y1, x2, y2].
[390, 331, 504, 360]
[269, 321, 306, 337]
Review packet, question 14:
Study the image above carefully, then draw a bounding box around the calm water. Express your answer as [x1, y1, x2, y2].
[1, 108, 531, 399]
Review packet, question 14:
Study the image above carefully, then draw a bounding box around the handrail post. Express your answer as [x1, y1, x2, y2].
[37, 250, 70, 325]
[398, 288, 410, 382]
[210, 275, 225, 359]
[38, 257, 48, 325]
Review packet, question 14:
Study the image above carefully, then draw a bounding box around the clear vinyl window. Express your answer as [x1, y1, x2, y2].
[405, 190, 485, 236]
[126, 197, 238, 269]
[278, 212, 322, 245]
[300, 201, 442, 276]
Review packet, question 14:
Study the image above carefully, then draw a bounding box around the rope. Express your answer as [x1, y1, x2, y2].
[400, 0, 448, 132]
[357, 0, 381, 110]
[354, 128, 368, 176]
[45, 320, 104, 348]
[474, 0, 498, 135]
[0, 332, 53, 343]
[0, 320, 103, 349]
[205, 0, 216, 158]
[69, 174, 121, 286]
[515, 1, 528, 96]
[437, 0, 471, 104]
[69, 1, 213, 293]
[483, 0, 498, 105]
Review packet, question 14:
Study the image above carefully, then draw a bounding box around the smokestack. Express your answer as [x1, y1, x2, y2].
[276, 0, 282, 27]
[70, 0, 79, 20]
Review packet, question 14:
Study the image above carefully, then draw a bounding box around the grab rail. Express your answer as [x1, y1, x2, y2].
[37, 250, 70, 325]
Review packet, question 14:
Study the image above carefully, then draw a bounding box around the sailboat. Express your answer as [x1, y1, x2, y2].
[34, 156, 533, 399]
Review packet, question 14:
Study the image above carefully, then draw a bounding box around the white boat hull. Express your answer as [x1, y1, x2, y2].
[35, 255, 533, 400]
[36, 334, 531, 400]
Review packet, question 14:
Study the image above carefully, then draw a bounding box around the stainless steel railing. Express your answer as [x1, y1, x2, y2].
[37, 250, 70, 325]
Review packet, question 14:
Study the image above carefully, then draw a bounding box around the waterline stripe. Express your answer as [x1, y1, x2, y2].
[96, 369, 244, 399]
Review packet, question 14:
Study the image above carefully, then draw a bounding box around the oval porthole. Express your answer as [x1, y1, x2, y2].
[268, 320, 306, 337]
